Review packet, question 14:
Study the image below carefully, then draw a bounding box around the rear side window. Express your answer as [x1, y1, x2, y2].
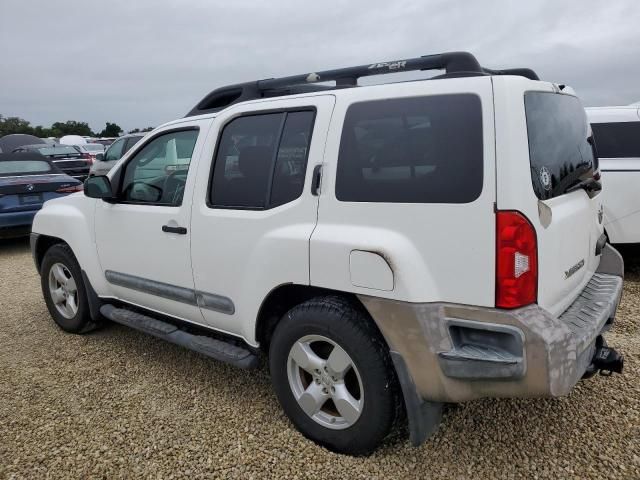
[590, 122, 640, 158]
[524, 92, 596, 200]
[209, 110, 315, 209]
[335, 94, 483, 203]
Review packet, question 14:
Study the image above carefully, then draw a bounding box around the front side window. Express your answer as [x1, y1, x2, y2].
[335, 94, 483, 203]
[590, 121, 640, 159]
[525, 92, 597, 200]
[210, 110, 315, 209]
[119, 129, 198, 205]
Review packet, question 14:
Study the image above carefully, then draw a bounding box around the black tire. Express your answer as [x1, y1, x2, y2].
[40, 244, 98, 334]
[269, 295, 400, 455]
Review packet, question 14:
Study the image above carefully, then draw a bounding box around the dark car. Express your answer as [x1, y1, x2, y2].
[0, 134, 46, 153]
[12, 144, 91, 181]
[0, 153, 82, 237]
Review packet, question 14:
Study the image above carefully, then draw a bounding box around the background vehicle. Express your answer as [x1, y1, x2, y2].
[0, 153, 82, 237]
[587, 105, 640, 244]
[94, 138, 116, 148]
[59, 135, 87, 146]
[12, 144, 91, 180]
[75, 143, 105, 163]
[31, 52, 623, 455]
[0, 134, 45, 153]
[90, 133, 144, 175]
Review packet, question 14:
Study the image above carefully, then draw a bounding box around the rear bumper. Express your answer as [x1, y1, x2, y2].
[360, 244, 624, 403]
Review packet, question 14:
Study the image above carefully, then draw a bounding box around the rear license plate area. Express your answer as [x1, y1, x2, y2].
[19, 193, 42, 205]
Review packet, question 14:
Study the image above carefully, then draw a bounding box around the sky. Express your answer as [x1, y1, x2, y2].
[0, 0, 638, 133]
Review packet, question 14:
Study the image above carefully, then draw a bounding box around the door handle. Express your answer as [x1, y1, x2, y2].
[311, 165, 322, 196]
[162, 225, 187, 235]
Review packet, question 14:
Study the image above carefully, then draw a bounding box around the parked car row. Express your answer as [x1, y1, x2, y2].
[0, 132, 141, 237]
[0, 153, 82, 237]
[29, 52, 628, 455]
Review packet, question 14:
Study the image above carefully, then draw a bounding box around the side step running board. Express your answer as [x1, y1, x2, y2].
[100, 304, 259, 369]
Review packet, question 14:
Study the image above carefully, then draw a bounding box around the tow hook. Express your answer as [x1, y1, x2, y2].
[592, 345, 624, 376]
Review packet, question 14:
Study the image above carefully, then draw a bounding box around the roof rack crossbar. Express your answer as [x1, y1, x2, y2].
[186, 51, 539, 116]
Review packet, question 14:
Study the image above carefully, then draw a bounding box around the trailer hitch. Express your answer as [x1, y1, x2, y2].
[592, 345, 624, 376]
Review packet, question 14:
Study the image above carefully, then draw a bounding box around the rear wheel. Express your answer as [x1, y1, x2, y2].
[269, 296, 400, 455]
[40, 244, 97, 333]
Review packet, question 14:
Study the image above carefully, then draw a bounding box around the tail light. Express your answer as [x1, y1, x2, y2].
[56, 184, 84, 193]
[81, 152, 93, 164]
[495, 210, 537, 309]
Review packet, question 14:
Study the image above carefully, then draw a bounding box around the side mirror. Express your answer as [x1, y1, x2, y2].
[95, 153, 104, 161]
[84, 175, 114, 200]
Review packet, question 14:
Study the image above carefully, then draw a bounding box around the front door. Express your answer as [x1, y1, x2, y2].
[95, 124, 206, 322]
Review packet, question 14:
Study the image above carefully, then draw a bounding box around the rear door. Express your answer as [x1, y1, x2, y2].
[494, 79, 603, 317]
[190, 95, 335, 343]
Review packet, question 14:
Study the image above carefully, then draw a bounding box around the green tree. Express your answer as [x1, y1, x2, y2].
[0, 115, 35, 136]
[33, 125, 53, 138]
[128, 126, 154, 134]
[50, 120, 94, 137]
[99, 122, 123, 137]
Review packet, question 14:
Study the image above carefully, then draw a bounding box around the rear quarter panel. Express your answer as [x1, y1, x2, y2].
[310, 77, 497, 305]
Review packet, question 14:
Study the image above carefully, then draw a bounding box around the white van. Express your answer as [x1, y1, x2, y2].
[587, 105, 640, 243]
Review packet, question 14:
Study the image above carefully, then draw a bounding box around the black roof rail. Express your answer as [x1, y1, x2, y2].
[186, 51, 539, 117]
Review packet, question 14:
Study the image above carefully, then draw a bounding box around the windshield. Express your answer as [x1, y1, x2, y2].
[37, 146, 81, 156]
[524, 92, 597, 200]
[84, 144, 104, 152]
[0, 160, 52, 176]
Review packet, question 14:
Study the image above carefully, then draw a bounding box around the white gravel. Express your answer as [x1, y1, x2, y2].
[0, 238, 638, 479]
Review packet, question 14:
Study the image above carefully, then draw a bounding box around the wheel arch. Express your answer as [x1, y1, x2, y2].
[255, 284, 372, 353]
[31, 233, 67, 273]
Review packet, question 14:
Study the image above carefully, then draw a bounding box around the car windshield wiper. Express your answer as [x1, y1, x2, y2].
[565, 177, 602, 194]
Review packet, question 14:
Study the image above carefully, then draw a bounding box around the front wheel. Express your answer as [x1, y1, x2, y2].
[40, 244, 98, 333]
[269, 296, 400, 455]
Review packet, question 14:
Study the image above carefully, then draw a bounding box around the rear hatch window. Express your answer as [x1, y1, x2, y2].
[524, 92, 597, 200]
[38, 146, 82, 158]
[590, 121, 640, 158]
[0, 160, 52, 176]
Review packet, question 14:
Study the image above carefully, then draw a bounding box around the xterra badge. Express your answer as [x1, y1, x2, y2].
[564, 259, 585, 279]
[539, 167, 552, 191]
[598, 205, 604, 224]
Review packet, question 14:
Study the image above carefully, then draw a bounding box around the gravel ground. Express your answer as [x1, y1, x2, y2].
[0, 238, 638, 479]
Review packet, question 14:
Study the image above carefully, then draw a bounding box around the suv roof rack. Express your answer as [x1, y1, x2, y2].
[186, 51, 539, 117]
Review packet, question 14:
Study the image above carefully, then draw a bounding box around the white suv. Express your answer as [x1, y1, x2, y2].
[586, 104, 640, 243]
[31, 52, 624, 455]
